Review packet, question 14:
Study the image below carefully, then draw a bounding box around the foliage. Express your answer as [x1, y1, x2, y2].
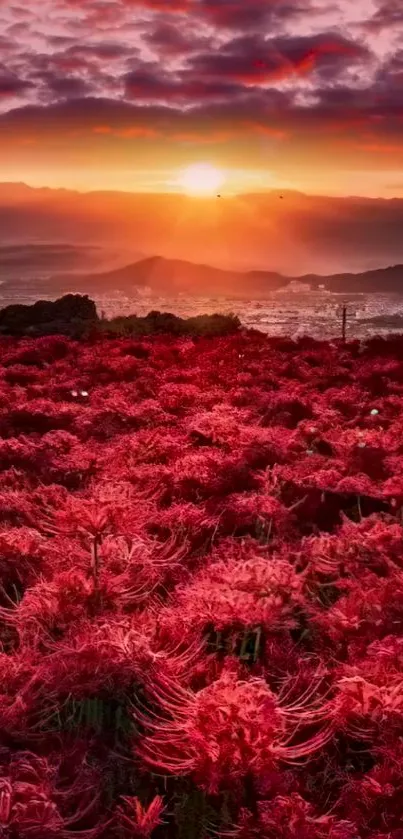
[0, 294, 97, 337]
[0, 296, 241, 341]
[99, 310, 242, 338]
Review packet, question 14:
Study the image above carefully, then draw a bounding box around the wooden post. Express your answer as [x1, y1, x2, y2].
[342, 305, 347, 343]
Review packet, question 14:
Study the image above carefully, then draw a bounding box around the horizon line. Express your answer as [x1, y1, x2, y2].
[1, 181, 403, 203]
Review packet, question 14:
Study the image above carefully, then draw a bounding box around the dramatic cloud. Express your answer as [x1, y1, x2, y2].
[363, 0, 403, 32]
[188, 32, 371, 85]
[0, 0, 401, 197]
[0, 74, 32, 97]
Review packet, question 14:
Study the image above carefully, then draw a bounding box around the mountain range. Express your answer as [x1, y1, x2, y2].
[32, 255, 403, 297]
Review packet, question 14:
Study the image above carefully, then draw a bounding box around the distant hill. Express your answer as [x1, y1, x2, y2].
[49, 255, 287, 296]
[302, 264, 403, 294]
[44, 255, 403, 297]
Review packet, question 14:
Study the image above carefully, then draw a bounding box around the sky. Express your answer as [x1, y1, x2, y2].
[0, 0, 402, 197]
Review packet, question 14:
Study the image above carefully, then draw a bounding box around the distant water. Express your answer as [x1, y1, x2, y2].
[91, 291, 403, 340]
[1, 287, 403, 340]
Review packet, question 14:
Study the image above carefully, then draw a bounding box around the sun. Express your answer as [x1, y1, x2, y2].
[177, 162, 226, 196]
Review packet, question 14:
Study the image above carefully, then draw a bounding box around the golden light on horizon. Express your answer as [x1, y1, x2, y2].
[177, 163, 226, 196]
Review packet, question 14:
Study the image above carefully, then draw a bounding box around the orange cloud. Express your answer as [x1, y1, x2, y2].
[356, 141, 403, 153]
[245, 121, 289, 140]
[172, 129, 235, 144]
[93, 125, 159, 138]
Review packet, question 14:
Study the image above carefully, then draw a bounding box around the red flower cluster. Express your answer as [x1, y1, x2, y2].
[0, 330, 403, 837]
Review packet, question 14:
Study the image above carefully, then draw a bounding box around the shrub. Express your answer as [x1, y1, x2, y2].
[0, 294, 97, 337]
[101, 311, 241, 339]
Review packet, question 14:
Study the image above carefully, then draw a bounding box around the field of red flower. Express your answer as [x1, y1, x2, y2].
[1, 329, 403, 838]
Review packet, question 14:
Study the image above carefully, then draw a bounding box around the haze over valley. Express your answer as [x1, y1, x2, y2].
[2, 183, 403, 282]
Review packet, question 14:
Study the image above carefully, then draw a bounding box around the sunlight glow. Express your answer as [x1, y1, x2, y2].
[177, 163, 226, 196]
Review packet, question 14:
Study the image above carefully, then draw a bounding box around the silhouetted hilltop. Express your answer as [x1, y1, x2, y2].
[52, 256, 270, 296]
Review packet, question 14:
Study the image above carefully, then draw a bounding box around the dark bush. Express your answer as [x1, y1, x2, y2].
[101, 310, 241, 338]
[0, 294, 97, 337]
[0, 296, 241, 341]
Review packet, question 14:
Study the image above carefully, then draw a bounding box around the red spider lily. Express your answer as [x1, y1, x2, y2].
[296, 514, 403, 580]
[2, 331, 403, 836]
[186, 406, 255, 450]
[266, 458, 345, 495]
[42, 499, 115, 541]
[38, 430, 86, 455]
[0, 527, 46, 600]
[313, 570, 403, 657]
[339, 513, 403, 561]
[158, 383, 202, 414]
[160, 549, 305, 641]
[324, 386, 367, 420]
[234, 794, 356, 839]
[209, 492, 295, 540]
[251, 635, 308, 688]
[126, 464, 175, 504]
[331, 674, 397, 738]
[99, 532, 188, 599]
[296, 468, 345, 493]
[3, 398, 79, 437]
[74, 399, 170, 442]
[101, 428, 188, 469]
[239, 426, 293, 470]
[117, 795, 166, 837]
[172, 450, 259, 501]
[260, 393, 314, 429]
[10, 618, 200, 735]
[0, 571, 107, 649]
[30, 482, 71, 513]
[337, 742, 403, 833]
[0, 750, 100, 838]
[346, 441, 389, 481]
[147, 501, 219, 550]
[0, 486, 37, 527]
[335, 474, 383, 498]
[330, 636, 403, 739]
[137, 670, 332, 793]
[40, 499, 120, 594]
[37, 432, 97, 488]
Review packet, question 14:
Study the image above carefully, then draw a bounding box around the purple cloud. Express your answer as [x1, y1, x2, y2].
[0, 0, 400, 179]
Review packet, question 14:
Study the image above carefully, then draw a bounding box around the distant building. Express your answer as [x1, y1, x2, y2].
[276, 280, 312, 293]
[137, 286, 153, 297]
